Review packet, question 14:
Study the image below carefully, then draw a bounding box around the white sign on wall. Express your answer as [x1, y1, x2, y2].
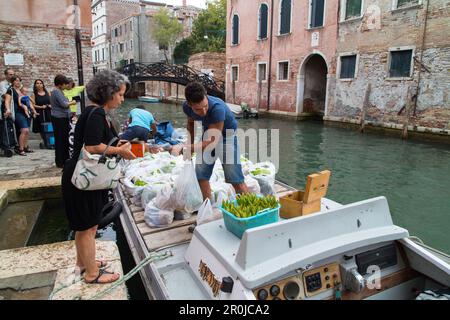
[4, 53, 24, 66]
[311, 32, 320, 47]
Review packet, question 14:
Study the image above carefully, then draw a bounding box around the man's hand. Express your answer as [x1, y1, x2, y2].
[4, 110, 11, 118]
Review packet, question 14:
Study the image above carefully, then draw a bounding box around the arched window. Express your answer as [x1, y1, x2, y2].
[258, 4, 269, 39]
[279, 0, 291, 35]
[232, 14, 239, 45]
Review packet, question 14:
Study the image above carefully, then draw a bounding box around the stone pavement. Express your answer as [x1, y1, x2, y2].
[0, 139, 61, 181]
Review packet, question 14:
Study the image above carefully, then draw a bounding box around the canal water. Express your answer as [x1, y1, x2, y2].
[115, 99, 450, 255]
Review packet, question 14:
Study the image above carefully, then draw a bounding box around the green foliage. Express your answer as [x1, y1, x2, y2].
[173, 37, 194, 64]
[173, 0, 226, 61]
[222, 194, 279, 219]
[153, 8, 183, 62]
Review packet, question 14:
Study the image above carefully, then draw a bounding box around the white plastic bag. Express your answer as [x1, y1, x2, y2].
[140, 182, 170, 208]
[249, 162, 276, 195]
[245, 175, 261, 195]
[197, 199, 223, 226]
[171, 161, 203, 214]
[144, 200, 174, 228]
[154, 185, 174, 211]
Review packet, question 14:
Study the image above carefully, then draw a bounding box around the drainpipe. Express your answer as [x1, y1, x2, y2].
[413, 0, 430, 116]
[267, 0, 275, 111]
[74, 0, 85, 111]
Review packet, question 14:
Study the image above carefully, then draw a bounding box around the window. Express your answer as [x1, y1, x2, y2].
[395, 0, 420, 9]
[257, 63, 267, 82]
[120, 43, 124, 53]
[114, 28, 118, 37]
[278, 61, 289, 80]
[101, 23, 104, 34]
[341, 0, 362, 20]
[130, 21, 133, 32]
[231, 66, 239, 82]
[102, 48, 105, 61]
[125, 23, 127, 33]
[339, 55, 357, 79]
[279, 0, 291, 35]
[258, 4, 269, 39]
[389, 49, 413, 78]
[309, 0, 325, 28]
[119, 26, 122, 36]
[232, 14, 239, 45]
[94, 51, 98, 62]
[130, 40, 133, 50]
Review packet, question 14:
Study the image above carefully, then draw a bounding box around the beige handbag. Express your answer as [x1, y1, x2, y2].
[71, 108, 121, 191]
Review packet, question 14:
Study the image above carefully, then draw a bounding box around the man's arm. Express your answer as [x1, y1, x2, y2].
[187, 117, 195, 144]
[182, 121, 224, 154]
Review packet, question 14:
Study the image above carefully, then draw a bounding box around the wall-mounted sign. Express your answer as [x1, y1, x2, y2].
[311, 32, 320, 47]
[4, 53, 24, 66]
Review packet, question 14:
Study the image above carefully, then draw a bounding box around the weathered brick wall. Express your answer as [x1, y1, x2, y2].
[188, 52, 226, 82]
[330, 0, 450, 129]
[0, 23, 93, 91]
[225, 0, 338, 113]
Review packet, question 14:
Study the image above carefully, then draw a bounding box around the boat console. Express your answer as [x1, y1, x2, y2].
[185, 196, 420, 300]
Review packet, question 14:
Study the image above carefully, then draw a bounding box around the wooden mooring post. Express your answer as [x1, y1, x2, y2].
[402, 87, 415, 140]
[360, 83, 371, 133]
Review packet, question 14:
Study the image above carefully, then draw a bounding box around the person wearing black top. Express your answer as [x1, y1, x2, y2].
[3, 76, 33, 156]
[62, 70, 135, 284]
[31, 79, 52, 148]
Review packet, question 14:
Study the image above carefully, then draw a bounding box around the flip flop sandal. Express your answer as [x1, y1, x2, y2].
[79, 260, 109, 275]
[24, 147, 34, 153]
[85, 268, 120, 284]
[16, 149, 27, 156]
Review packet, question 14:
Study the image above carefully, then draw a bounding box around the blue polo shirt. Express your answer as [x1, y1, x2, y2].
[183, 96, 237, 139]
[128, 108, 155, 131]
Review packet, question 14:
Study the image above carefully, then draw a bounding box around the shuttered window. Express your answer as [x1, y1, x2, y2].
[310, 0, 325, 28]
[232, 66, 239, 82]
[280, 0, 291, 35]
[232, 15, 239, 45]
[259, 4, 269, 39]
[340, 55, 357, 79]
[345, 0, 362, 20]
[257, 63, 267, 82]
[397, 0, 419, 8]
[278, 61, 289, 80]
[389, 50, 413, 77]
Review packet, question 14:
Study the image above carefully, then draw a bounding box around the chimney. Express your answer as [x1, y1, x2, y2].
[183, 0, 187, 7]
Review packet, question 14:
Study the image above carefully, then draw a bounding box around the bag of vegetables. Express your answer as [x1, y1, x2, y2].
[249, 162, 276, 195]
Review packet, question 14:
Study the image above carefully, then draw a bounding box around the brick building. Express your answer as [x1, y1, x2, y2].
[0, 0, 93, 90]
[91, 0, 141, 71]
[226, 0, 450, 131]
[327, 0, 450, 130]
[226, 0, 339, 115]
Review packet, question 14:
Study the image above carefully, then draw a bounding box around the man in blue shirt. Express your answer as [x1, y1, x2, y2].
[120, 106, 157, 142]
[171, 82, 248, 201]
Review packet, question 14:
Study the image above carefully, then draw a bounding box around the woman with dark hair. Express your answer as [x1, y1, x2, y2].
[31, 79, 52, 148]
[3, 76, 33, 156]
[62, 70, 136, 284]
[50, 74, 76, 168]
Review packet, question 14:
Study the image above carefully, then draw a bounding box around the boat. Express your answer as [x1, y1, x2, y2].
[115, 178, 450, 300]
[138, 96, 160, 103]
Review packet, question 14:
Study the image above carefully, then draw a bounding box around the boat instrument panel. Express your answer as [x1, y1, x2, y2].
[254, 262, 342, 300]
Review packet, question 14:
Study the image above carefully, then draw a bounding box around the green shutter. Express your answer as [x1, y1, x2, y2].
[232, 15, 239, 45]
[390, 50, 413, 77]
[280, 0, 291, 34]
[397, 0, 419, 8]
[259, 4, 268, 39]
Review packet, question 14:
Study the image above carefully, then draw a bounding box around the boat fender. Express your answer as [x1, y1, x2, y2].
[98, 201, 123, 229]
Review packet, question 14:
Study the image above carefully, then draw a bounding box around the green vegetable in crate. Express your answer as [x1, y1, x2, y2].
[222, 194, 279, 219]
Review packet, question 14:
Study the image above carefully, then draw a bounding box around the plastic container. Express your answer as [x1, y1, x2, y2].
[219, 199, 280, 239]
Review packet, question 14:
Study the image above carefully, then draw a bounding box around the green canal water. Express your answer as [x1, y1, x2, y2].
[115, 99, 450, 255]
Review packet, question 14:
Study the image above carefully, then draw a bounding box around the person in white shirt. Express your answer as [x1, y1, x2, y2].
[0, 68, 15, 99]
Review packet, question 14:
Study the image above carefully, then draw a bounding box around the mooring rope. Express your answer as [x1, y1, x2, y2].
[49, 251, 172, 300]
